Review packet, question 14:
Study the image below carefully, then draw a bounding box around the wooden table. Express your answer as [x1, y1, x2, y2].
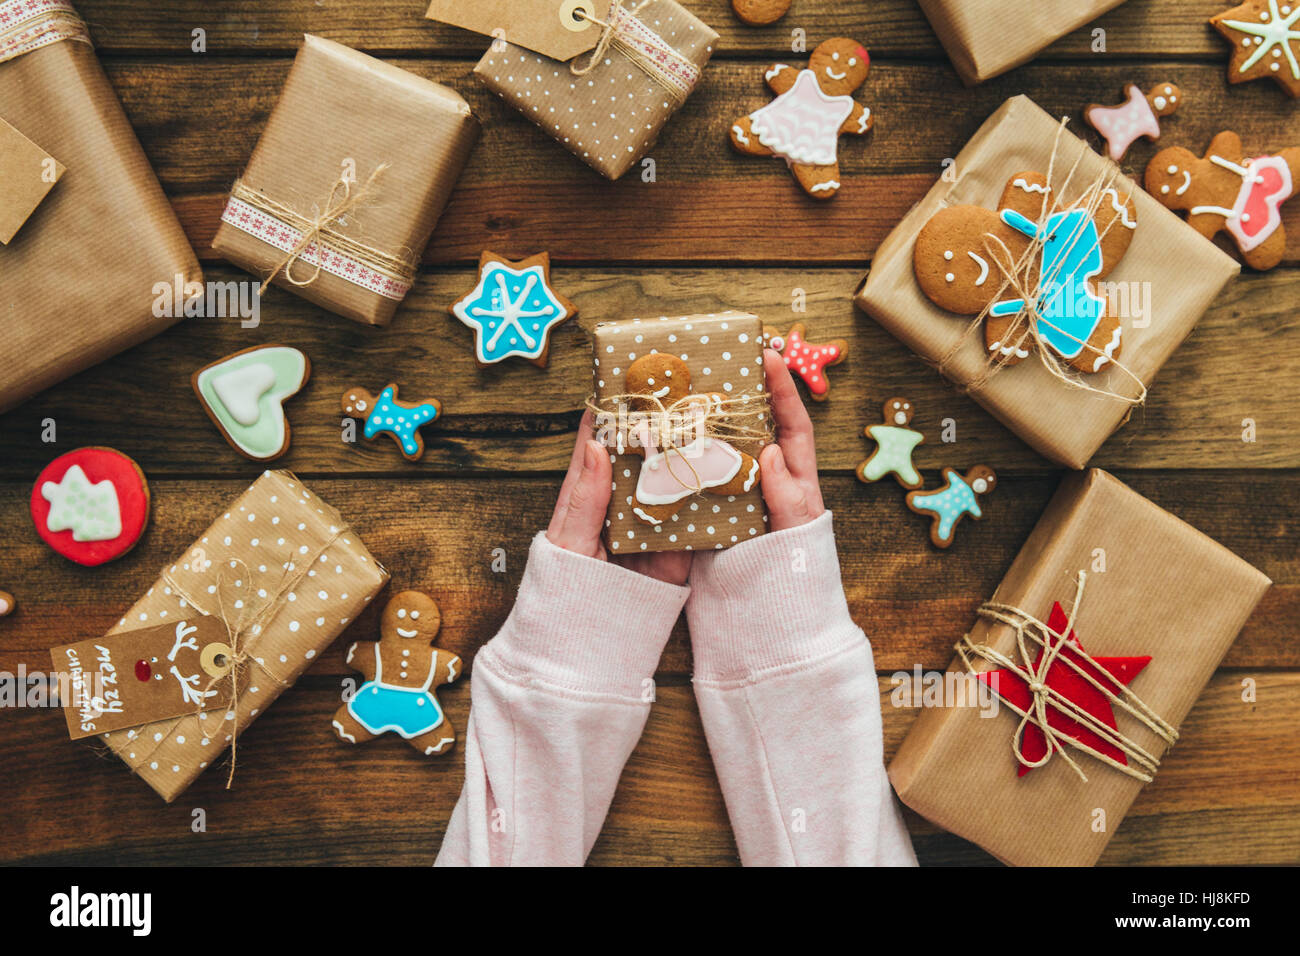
[1, 0, 1296, 866]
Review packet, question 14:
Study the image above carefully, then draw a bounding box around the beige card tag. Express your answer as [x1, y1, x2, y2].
[51, 616, 236, 740]
[0, 116, 64, 245]
[425, 0, 610, 61]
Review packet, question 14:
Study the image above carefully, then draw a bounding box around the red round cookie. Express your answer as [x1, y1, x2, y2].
[30, 448, 150, 566]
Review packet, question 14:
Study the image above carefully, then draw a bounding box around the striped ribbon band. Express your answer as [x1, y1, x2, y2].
[0, 0, 90, 64]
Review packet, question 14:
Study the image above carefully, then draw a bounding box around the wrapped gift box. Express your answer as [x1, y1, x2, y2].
[431, 0, 715, 180]
[0, 0, 201, 413]
[855, 95, 1240, 469]
[592, 311, 769, 553]
[87, 470, 388, 802]
[889, 468, 1270, 866]
[917, 0, 1128, 85]
[212, 35, 479, 327]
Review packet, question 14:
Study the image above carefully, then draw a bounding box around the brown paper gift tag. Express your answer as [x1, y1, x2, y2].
[917, 0, 1128, 85]
[593, 312, 768, 553]
[0, 115, 63, 244]
[51, 616, 235, 740]
[855, 95, 1240, 469]
[888, 468, 1271, 866]
[426, 0, 610, 62]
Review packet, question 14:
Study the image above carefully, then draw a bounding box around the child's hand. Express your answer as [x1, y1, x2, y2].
[546, 410, 691, 586]
[758, 348, 827, 532]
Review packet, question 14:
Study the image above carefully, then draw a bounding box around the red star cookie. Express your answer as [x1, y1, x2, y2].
[1211, 1, 1300, 97]
[763, 323, 847, 401]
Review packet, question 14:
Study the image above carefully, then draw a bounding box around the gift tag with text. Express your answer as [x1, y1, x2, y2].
[425, 0, 611, 61]
[50, 616, 235, 740]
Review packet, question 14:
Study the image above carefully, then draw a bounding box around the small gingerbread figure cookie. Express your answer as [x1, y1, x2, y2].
[1085, 81, 1181, 161]
[914, 170, 1135, 374]
[622, 354, 761, 526]
[1146, 131, 1300, 270]
[763, 323, 847, 401]
[1211, 1, 1300, 98]
[342, 384, 441, 461]
[857, 398, 924, 489]
[906, 465, 996, 549]
[449, 251, 577, 367]
[332, 590, 461, 757]
[0, 591, 13, 618]
[729, 37, 874, 199]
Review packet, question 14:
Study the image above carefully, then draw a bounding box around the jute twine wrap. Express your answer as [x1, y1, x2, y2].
[939, 118, 1149, 408]
[571, 0, 702, 104]
[229, 164, 418, 296]
[956, 570, 1177, 784]
[588, 388, 773, 495]
[0, 0, 91, 64]
[153, 534, 343, 789]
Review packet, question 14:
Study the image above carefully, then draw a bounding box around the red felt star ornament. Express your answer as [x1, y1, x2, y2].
[977, 602, 1151, 777]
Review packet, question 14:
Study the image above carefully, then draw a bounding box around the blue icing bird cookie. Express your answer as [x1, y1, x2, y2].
[449, 251, 576, 367]
[906, 465, 996, 548]
[342, 384, 441, 461]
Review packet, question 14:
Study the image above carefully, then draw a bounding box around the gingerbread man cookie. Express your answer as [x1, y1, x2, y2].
[914, 171, 1136, 373]
[1146, 131, 1299, 270]
[1084, 82, 1181, 161]
[732, 0, 791, 25]
[342, 384, 441, 461]
[729, 37, 874, 199]
[623, 354, 761, 526]
[1211, 1, 1300, 98]
[449, 251, 577, 367]
[332, 590, 461, 757]
[763, 323, 847, 400]
[906, 465, 996, 549]
[857, 398, 924, 489]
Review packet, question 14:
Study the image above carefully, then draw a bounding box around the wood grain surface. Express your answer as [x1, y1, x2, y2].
[0, 0, 1296, 866]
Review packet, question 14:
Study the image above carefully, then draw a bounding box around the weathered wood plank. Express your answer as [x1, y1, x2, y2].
[3, 674, 1294, 865]
[0, 474, 1292, 679]
[2, 267, 1297, 475]
[76, 0, 1246, 60]
[107, 59, 1300, 267]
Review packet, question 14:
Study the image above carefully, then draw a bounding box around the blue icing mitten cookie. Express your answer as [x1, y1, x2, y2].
[856, 397, 924, 489]
[342, 384, 441, 461]
[449, 250, 576, 367]
[905, 465, 996, 549]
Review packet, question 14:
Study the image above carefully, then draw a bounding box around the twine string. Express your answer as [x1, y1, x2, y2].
[0, 1, 92, 65]
[570, 0, 699, 103]
[955, 570, 1178, 784]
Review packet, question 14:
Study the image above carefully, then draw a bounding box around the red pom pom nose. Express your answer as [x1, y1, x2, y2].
[135, 659, 152, 682]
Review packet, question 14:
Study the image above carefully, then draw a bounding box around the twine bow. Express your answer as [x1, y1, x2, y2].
[570, 0, 701, 104]
[955, 570, 1178, 783]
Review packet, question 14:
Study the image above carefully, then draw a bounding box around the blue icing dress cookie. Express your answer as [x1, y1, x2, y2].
[342, 384, 441, 461]
[906, 466, 996, 548]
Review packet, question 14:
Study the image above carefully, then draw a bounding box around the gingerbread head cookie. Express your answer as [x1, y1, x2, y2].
[622, 354, 761, 526]
[914, 171, 1136, 374]
[332, 590, 461, 757]
[1146, 131, 1299, 270]
[729, 37, 874, 199]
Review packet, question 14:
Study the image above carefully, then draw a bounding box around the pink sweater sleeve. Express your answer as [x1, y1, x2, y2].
[434, 532, 688, 867]
[686, 511, 918, 866]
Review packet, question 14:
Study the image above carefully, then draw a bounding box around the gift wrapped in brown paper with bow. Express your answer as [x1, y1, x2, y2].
[917, 0, 1128, 85]
[0, 0, 201, 413]
[590, 311, 769, 553]
[855, 95, 1241, 469]
[212, 35, 479, 327]
[888, 468, 1270, 866]
[427, 0, 716, 180]
[50, 470, 389, 802]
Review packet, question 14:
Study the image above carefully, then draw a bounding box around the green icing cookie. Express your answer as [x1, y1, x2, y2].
[193, 346, 310, 461]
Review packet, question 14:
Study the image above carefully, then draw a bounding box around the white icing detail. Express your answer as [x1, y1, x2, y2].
[968, 251, 990, 286]
[748, 69, 854, 166]
[212, 362, 276, 426]
[988, 340, 1031, 359]
[1221, 2, 1300, 80]
[425, 737, 455, 754]
[1175, 170, 1192, 195]
[741, 458, 760, 492]
[651, 385, 670, 398]
[1210, 153, 1251, 177]
[824, 66, 847, 80]
[944, 273, 955, 282]
[333, 720, 357, 743]
[971, 478, 988, 494]
[41, 464, 122, 542]
[764, 64, 787, 81]
[1091, 323, 1123, 371]
[731, 123, 750, 146]
[893, 412, 907, 424]
[809, 179, 840, 192]
[1012, 177, 1049, 195]
[354, 399, 367, 411]
[855, 107, 871, 132]
[1101, 187, 1138, 228]
[632, 507, 659, 523]
[396, 626, 418, 638]
[446, 658, 459, 682]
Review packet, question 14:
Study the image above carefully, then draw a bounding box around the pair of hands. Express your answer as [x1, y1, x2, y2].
[547, 349, 825, 586]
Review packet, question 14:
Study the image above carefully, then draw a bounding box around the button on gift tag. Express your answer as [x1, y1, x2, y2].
[425, 0, 611, 61]
[0, 116, 65, 244]
[51, 616, 235, 740]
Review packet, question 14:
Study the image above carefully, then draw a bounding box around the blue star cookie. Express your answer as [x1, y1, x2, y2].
[342, 384, 441, 461]
[449, 251, 577, 367]
[905, 465, 996, 548]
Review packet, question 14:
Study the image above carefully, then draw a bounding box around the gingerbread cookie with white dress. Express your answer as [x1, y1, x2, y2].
[332, 590, 461, 757]
[729, 37, 873, 199]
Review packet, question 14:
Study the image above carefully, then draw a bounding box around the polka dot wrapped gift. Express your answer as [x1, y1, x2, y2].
[592, 311, 770, 553]
[90, 470, 389, 802]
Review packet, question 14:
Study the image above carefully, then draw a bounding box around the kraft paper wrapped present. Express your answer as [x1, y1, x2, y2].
[592, 312, 769, 553]
[917, 0, 1129, 85]
[427, 0, 716, 179]
[855, 95, 1240, 469]
[212, 35, 479, 327]
[0, 0, 201, 413]
[74, 470, 389, 802]
[889, 468, 1270, 866]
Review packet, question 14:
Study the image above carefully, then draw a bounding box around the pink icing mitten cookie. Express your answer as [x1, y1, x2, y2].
[729, 37, 873, 199]
[1085, 81, 1181, 161]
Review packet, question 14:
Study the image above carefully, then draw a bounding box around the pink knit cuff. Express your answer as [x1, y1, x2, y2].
[478, 531, 689, 698]
[686, 511, 863, 684]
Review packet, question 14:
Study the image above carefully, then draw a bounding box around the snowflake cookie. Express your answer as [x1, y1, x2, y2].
[449, 251, 577, 367]
[1211, 1, 1300, 97]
